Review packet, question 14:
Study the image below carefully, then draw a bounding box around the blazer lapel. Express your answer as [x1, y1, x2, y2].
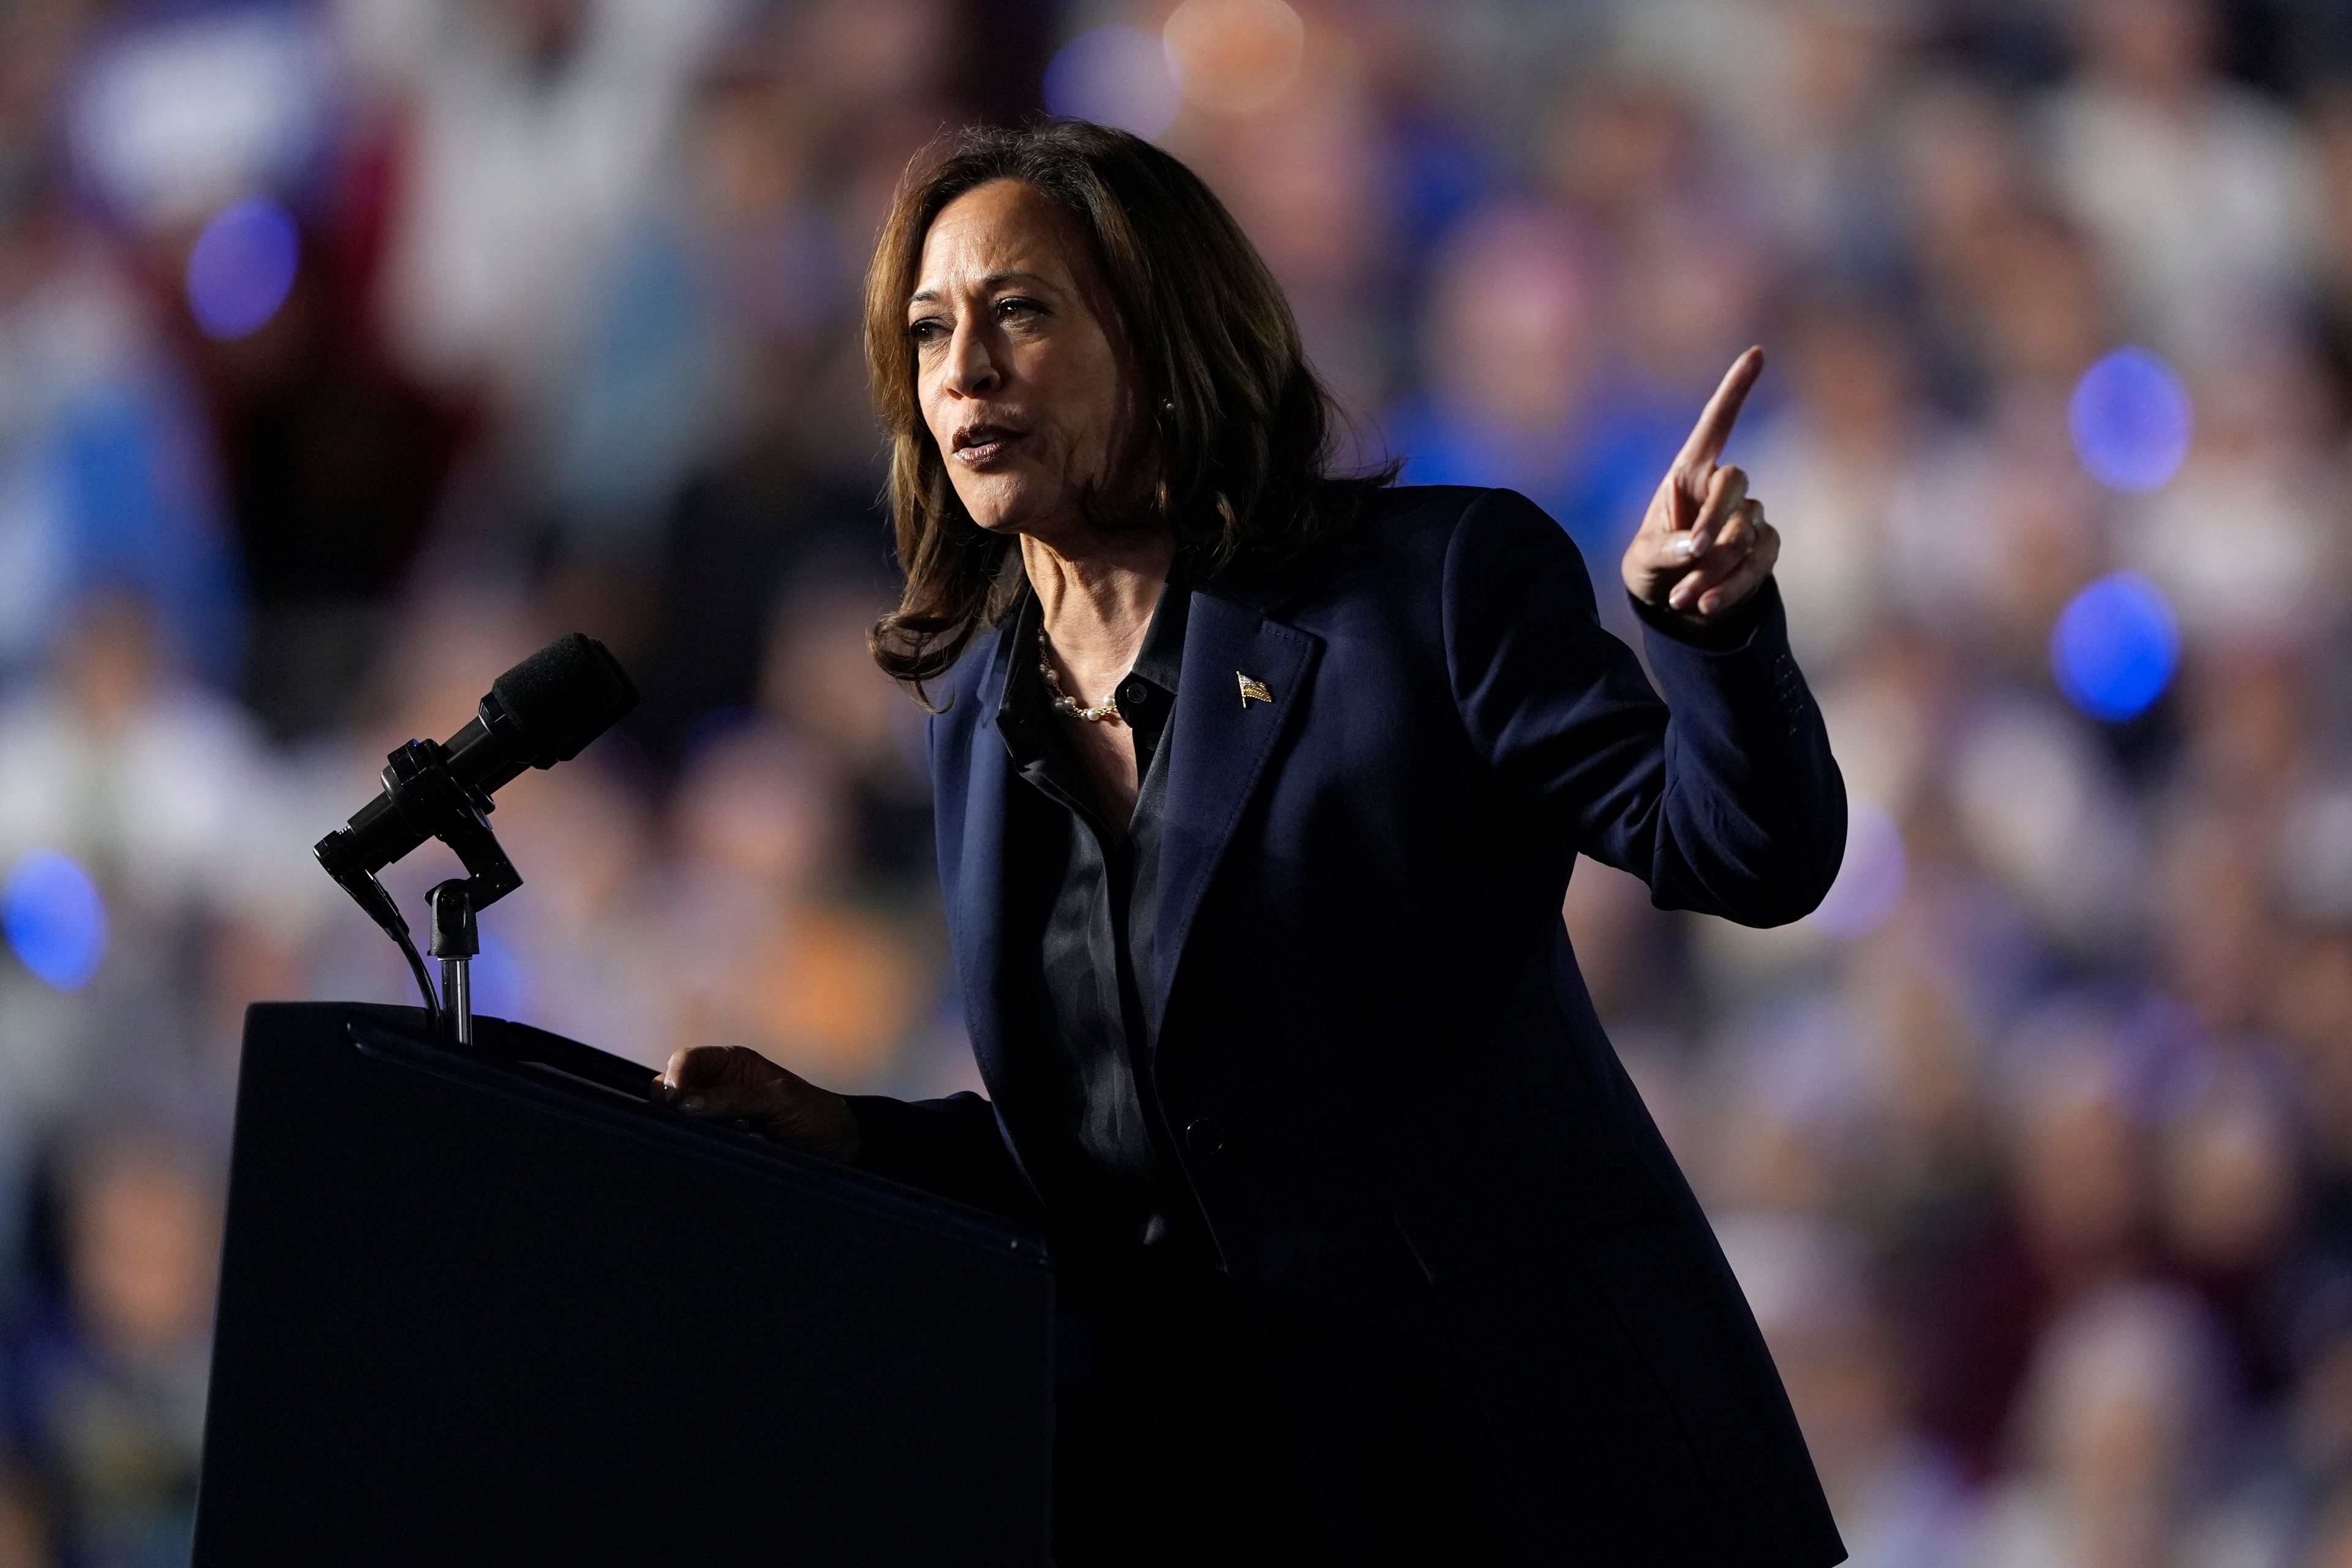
[1149, 587, 1321, 1041]
[947, 621, 1020, 1089]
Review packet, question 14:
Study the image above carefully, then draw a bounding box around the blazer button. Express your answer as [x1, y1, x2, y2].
[1184, 1117, 1226, 1155]
[1121, 680, 1149, 706]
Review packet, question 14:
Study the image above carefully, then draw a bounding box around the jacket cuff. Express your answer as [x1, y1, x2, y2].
[1627, 580, 1775, 654]
[840, 1091, 1041, 1223]
[1635, 578, 1819, 743]
[842, 1093, 932, 1180]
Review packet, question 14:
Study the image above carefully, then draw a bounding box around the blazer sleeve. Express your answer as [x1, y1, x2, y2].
[842, 1092, 1044, 1223]
[1442, 486, 1847, 927]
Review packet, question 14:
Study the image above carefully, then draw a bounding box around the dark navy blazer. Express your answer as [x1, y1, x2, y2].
[853, 485, 1850, 1564]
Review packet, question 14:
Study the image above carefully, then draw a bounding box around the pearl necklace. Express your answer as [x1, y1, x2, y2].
[1037, 624, 1121, 722]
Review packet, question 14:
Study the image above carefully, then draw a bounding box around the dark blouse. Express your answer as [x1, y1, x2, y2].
[989, 575, 1208, 1259]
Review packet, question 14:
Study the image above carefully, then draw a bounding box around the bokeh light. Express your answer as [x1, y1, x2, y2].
[2068, 346, 2193, 493]
[1044, 26, 1182, 140]
[1809, 801, 1905, 941]
[1163, 0, 1305, 116]
[185, 195, 300, 341]
[2, 850, 108, 991]
[467, 929, 536, 1026]
[2051, 571, 2180, 722]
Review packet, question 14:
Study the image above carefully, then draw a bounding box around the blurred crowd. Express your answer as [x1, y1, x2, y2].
[0, 0, 2349, 1561]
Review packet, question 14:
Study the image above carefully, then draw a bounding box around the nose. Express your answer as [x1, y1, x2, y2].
[943, 316, 1002, 398]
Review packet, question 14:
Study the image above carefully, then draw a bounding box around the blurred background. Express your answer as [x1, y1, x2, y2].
[0, 0, 2348, 1561]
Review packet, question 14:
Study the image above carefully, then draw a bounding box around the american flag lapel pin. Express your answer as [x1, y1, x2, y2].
[1237, 672, 1273, 707]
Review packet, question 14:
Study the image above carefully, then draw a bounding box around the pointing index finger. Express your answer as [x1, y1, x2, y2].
[1675, 346, 1765, 475]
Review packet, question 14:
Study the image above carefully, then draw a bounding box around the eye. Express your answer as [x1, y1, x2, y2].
[907, 316, 948, 347]
[995, 296, 1044, 323]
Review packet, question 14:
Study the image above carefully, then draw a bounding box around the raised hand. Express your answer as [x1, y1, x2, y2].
[653, 1044, 862, 1161]
[1620, 346, 1781, 625]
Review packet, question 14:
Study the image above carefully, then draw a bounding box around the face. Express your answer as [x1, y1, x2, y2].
[907, 179, 1129, 541]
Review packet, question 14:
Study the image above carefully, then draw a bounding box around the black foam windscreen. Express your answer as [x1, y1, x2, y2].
[491, 634, 639, 767]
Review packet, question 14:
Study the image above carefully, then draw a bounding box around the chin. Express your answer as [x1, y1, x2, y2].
[956, 477, 1061, 538]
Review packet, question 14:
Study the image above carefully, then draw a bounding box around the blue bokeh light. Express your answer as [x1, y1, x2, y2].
[186, 196, 301, 341]
[2051, 571, 2180, 722]
[2068, 347, 2192, 493]
[2, 850, 108, 991]
[1044, 26, 1181, 141]
[1810, 802, 1906, 940]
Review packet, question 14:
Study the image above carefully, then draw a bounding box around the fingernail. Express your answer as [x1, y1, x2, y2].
[1674, 535, 1698, 560]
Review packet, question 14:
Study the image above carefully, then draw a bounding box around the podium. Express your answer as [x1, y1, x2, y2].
[192, 1003, 1054, 1566]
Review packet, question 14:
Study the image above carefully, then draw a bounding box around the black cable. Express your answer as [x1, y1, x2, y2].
[392, 921, 442, 1030]
[325, 865, 441, 1031]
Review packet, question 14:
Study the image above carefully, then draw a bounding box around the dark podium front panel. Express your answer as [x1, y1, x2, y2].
[194, 1003, 1052, 1566]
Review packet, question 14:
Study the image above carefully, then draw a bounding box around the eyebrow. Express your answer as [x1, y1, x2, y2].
[908, 270, 1055, 307]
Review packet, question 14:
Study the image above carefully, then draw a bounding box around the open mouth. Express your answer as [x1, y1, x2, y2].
[952, 423, 1028, 464]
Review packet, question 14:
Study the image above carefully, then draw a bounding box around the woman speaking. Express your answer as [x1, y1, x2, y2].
[657, 120, 1848, 1567]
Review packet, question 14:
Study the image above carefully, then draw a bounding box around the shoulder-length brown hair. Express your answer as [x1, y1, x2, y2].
[864, 119, 1392, 696]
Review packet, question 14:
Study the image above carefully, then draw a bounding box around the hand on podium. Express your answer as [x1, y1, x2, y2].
[654, 1046, 863, 1163]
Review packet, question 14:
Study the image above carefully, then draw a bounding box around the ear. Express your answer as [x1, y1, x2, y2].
[1097, 374, 1170, 521]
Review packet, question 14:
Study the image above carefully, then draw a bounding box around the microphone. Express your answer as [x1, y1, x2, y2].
[315, 633, 638, 885]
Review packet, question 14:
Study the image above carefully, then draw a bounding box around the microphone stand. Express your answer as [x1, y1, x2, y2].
[428, 881, 480, 1046]
[318, 736, 524, 1045]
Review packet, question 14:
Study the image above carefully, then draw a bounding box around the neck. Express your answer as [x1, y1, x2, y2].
[1022, 526, 1175, 699]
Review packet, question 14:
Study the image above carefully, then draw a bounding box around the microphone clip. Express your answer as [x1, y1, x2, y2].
[379, 738, 521, 910]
